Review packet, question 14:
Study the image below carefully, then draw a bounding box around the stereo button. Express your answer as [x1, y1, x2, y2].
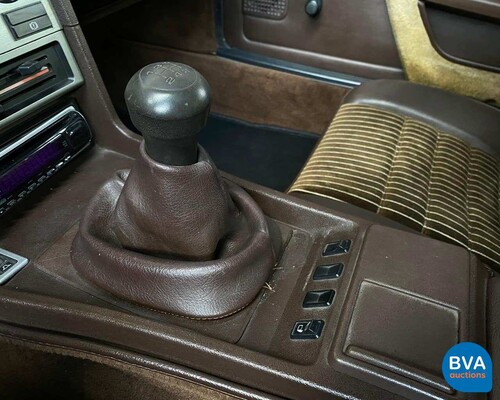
[11, 15, 52, 38]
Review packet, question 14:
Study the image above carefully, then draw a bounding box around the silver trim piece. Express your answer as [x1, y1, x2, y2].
[0, 247, 28, 285]
[0, 31, 84, 130]
[0, 105, 78, 158]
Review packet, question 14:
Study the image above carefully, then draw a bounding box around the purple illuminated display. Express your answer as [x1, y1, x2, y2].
[0, 139, 66, 199]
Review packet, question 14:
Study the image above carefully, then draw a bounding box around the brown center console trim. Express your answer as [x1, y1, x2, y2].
[0, 288, 400, 400]
[331, 225, 490, 400]
[0, 166, 491, 400]
[64, 25, 141, 157]
[0, 329, 283, 400]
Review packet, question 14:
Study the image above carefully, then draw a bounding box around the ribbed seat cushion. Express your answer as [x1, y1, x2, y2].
[289, 104, 500, 269]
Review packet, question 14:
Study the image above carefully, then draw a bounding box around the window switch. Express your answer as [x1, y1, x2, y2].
[303, 290, 335, 308]
[323, 239, 351, 256]
[313, 263, 344, 280]
[290, 320, 325, 340]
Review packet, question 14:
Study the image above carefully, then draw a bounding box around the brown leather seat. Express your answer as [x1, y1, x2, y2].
[289, 80, 500, 269]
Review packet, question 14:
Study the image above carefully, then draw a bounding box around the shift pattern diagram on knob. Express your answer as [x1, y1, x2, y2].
[146, 62, 194, 86]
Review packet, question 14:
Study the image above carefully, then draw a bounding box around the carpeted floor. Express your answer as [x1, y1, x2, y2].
[199, 114, 318, 191]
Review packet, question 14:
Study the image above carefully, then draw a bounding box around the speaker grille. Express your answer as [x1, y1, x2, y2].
[243, 0, 288, 20]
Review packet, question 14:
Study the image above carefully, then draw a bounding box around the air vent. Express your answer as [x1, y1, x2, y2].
[243, 0, 288, 20]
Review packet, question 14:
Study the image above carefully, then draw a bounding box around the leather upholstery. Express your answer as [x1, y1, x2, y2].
[290, 80, 500, 269]
[72, 144, 276, 318]
[113, 145, 237, 261]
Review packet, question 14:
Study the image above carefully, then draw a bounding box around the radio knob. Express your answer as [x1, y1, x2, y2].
[65, 119, 90, 148]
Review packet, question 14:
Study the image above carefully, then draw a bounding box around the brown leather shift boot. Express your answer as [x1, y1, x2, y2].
[112, 145, 239, 261]
[71, 144, 277, 319]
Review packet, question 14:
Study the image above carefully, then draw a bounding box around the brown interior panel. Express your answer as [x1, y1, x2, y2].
[420, 1, 500, 73]
[86, 39, 349, 135]
[488, 278, 500, 400]
[332, 225, 490, 399]
[223, 0, 404, 79]
[0, 0, 498, 399]
[386, 0, 500, 104]
[345, 282, 458, 393]
[0, 335, 278, 400]
[82, 0, 218, 54]
[424, 0, 500, 20]
[72, 0, 351, 136]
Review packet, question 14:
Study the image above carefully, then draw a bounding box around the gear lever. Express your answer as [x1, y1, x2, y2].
[72, 62, 277, 318]
[125, 62, 211, 166]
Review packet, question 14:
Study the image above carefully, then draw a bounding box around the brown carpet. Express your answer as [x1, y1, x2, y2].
[0, 336, 239, 400]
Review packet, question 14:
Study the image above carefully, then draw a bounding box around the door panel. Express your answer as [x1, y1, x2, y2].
[421, 1, 500, 73]
[386, 0, 500, 104]
[223, 0, 404, 79]
[424, 0, 500, 20]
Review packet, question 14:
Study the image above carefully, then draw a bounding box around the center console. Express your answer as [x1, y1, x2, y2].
[0, 2, 495, 400]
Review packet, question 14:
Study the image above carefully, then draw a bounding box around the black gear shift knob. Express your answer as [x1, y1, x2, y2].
[125, 62, 211, 165]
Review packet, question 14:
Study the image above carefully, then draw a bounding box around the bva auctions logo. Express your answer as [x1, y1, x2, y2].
[442, 342, 492, 393]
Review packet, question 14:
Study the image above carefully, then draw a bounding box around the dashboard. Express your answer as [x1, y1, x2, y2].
[0, 0, 83, 127]
[0, 0, 91, 216]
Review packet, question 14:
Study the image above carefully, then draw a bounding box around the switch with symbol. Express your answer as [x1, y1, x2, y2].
[0, 248, 28, 284]
[290, 320, 325, 340]
[0, 255, 16, 275]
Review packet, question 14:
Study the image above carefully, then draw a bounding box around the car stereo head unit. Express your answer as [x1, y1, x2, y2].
[0, 105, 92, 215]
